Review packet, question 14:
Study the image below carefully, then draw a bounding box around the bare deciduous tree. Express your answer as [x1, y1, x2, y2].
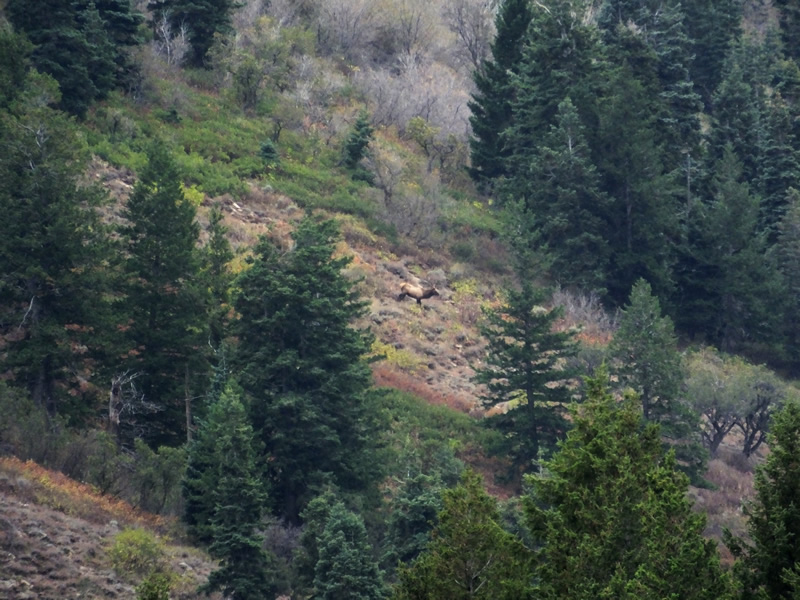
[442, 0, 495, 72]
[108, 371, 161, 443]
[153, 11, 189, 66]
[315, 0, 377, 62]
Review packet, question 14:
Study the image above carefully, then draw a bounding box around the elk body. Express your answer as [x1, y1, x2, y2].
[397, 282, 440, 305]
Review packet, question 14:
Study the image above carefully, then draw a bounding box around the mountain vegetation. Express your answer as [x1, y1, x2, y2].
[3, 0, 800, 598]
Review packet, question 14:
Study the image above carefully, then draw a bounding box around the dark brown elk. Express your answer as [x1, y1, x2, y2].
[397, 282, 440, 305]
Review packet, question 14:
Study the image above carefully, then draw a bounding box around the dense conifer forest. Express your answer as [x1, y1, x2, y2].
[3, 0, 800, 598]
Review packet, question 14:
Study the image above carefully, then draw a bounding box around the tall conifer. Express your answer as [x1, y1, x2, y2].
[119, 140, 207, 446]
[468, 0, 533, 186]
[234, 216, 380, 522]
[528, 369, 732, 599]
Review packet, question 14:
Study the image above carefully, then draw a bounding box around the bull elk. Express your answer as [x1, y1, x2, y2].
[397, 282, 440, 305]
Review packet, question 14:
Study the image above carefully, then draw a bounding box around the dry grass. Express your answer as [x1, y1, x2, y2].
[373, 362, 476, 413]
[692, 449, 757, 564]
[552, 287, 618, 345]
[0, 456, 170, 533]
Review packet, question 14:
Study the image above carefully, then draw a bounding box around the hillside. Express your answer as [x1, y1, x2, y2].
[4, 0, 800, 597]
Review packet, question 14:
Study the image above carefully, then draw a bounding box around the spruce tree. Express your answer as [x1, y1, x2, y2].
[679, 146, 783, 354]
[683, 0, 741, 108]
[777, 188, 800, 370]
[6, 0, 134, 117]
[200, 204, 234, 350]
[473, 281, 578, 474]
[727, 400, 800, 599]
[201, 384, 279, 600]
[313, 501, 388, 600]
[0, 55, 112, 420]
[118, 140, 207, 446]
[610, 279, 705, 480]
[383, 470, 444, 567]
[593, 59, 678, 304]
[528, 369, 732, 600]
[233, 216, 381, 522]
[503, 97, 611, 295]
[392, 470, 533, 600]
[504, 0, 603, 175]
[467, 0, 533, 186]
[610, 279, 684, 424]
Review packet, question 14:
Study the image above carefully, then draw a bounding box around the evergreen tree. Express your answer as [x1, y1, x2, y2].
[679, 146, 783, 354]
[503, 97, 611, 295]
[682, 0, 741, 108]
[774, 0, 800, 62]
[777, 188, 800, 371]
[598, 0, 701, 164]
[313, 501, 388, 600]
[296, 489, 339, 594]
[0, 24, 32, 110]
[342, 110, 374, 182]
[182, 359, 230, 544]
[504, 0, 603, 175]
[609, 279, 705, 480]
[234, 216, 381, 522]
[467, 0, 533, 186]
[727, 400, 800, 599]
[0, 58, 111, 420]
[528, 369, 732, 599]
[594, 59, 679, 303]
[200, 204, 234, 350]
[758, 90, 800, 238]
[201, 384, 279, 600]
[707, 40, 770, 188]
[6, 0, 137, 117]
[383, 469, 444, 568]
[147, 0, 242, 67]
[118, 140, 207, 446]
[473, 281, 578, 474]
[609, 279, 684, 425]
[392, 470, 533, 600]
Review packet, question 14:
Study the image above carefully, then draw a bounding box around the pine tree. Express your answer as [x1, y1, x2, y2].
[467, 0, 533, 186]
[683, 0, 741, 108]
[528, 369, 732, 599]
[6, 0, 132, 117]
[610, 279, 706, 480]
[313, 501, 388, 600]
[503, 97, 611, 295]
[392, 470, 533, 600]
[679, 146, 783, 354]
[383, 470, 444, 567]
[118, 140, 207, 446]
[200, 204, 234, 350]
[0, 56, 111, 420]
[777, 188, 800, 370]
[233, 215, 381, 522]
[473, 281, 578, 474]
[594, 59, 679, 304]
[504, 0, 603, 176]
[201, 384, 279, 600]
[727, 400, 800, 599]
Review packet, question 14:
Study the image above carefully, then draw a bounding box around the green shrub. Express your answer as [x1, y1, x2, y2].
[136, 571, 172, 600]
[108, 529, 167, 579]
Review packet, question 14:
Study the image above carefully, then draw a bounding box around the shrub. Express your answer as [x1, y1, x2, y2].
[136, 571, 173, 600]
[108, 528, 168, 579]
